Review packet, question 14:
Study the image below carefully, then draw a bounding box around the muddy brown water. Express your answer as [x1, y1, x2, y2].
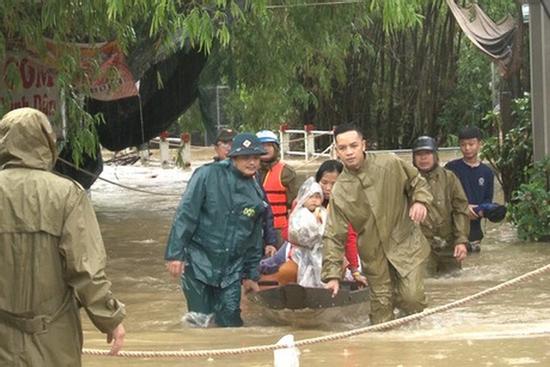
[82, 162, 550, 367]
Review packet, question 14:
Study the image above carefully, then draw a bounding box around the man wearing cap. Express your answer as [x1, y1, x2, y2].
[213, 128, 236, 161]
[212, 129, 278, 255]
[412, 136, 469, 276]
[165, 133, 268, 327]
[445, 126, 495, 252]
[256, 130, 299, 249]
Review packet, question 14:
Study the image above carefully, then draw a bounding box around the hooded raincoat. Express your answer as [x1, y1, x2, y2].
[322, 153, 433, 324]
[288, 177, 327, 288]
[0, 108, 125, 367]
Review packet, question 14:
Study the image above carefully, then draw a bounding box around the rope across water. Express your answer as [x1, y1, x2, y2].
[82, 262, 550, 359]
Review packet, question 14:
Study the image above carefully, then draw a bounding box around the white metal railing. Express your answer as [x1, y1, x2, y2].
[279, 127, 334, 160]
[147, 133, 461, 167]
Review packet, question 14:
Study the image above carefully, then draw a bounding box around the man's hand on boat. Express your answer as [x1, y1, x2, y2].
[166, 260, 185, 278]
[242, 279, 260, 294]
[324, 279, 340, 298]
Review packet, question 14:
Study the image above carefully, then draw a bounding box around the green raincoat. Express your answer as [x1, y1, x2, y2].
[420, 165, 470, 275]
[322, 153, 433, 324]
[0, 108, 125, 367]
[165, 159, 266, 326]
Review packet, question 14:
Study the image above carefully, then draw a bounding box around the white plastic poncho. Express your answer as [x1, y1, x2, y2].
[289, 177, 327, 288]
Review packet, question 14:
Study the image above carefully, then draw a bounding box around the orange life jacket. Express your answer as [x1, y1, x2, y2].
[263, 161, 288, 231]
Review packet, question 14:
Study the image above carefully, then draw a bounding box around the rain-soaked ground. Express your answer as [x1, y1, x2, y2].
[82, 157, 550, 366]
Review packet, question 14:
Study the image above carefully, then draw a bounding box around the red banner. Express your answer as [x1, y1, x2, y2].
[76, 41, 138, 101]
[1, 41, 138, 119]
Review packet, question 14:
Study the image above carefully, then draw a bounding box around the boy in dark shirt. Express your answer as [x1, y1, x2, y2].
[445, 126, 494, 252]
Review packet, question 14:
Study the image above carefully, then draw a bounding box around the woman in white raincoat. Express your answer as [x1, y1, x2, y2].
[288, 177, 327, 287]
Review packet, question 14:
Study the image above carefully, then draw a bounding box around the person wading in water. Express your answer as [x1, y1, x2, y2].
[322, 124, 433, 325]
[165, 133, 268, 327]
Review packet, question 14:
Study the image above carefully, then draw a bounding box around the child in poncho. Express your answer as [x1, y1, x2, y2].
[288, 177, 327, 288]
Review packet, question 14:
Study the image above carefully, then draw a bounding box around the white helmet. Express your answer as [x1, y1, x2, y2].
[256, 130, 279, 145]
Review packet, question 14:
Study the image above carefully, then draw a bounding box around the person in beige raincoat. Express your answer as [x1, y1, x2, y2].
[0, 108, 126, 366]
[412, 136, 469, 275]
[322, 124, 433, 325]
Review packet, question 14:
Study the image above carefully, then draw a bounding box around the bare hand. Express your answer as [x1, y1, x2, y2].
[324, 279, 340, 298]
[166, 260, 185, 279]
[454, 243, 468, 262]
[409, 202, 427, 224]
[242, 279, 260, 294]
[353, 273, 368, 288]
[264, 245, 277, 257]
[107, 323, 125, 355]
[468, 205, 480, 220]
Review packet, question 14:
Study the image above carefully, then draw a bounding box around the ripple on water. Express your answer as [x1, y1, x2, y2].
[502, 357, 540, 365]
[83, 164, 550, 367]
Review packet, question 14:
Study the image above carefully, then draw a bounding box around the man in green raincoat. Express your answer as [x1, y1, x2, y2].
[0, 108, 126, 366]
[322, 124, 433, 325]
[165, 133, 267, 327]
[412, 136, 469, 275]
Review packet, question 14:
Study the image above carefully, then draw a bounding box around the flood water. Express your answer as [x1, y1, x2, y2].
[82, 162, 550, 367]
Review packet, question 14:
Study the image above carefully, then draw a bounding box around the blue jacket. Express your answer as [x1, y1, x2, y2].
[165, 160, 266, 287]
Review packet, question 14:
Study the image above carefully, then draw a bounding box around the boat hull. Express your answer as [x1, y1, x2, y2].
[246, 282, 370, 327]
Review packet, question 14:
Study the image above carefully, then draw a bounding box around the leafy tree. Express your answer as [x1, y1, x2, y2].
[199, 0, 425, 133]
[0, 0, 255, 162]
[202, 0, 522, 150]
[508, 157, 550, 241]
[481, 96, 533, 201]
[2, 0, 526, 160]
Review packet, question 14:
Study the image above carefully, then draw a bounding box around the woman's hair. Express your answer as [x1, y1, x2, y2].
[315, 159, 343, 182]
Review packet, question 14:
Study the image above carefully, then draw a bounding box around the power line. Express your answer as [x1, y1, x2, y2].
[266, 0, 363, 9]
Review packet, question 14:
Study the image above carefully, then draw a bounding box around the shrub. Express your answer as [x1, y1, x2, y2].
[481, 96, 533, 201]
[508, 157, 550, 242]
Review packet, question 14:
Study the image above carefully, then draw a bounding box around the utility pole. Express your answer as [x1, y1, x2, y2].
[529, 0, 550, 161]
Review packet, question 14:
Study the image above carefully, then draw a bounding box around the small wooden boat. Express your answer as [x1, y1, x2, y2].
[246, 281, 370, 327]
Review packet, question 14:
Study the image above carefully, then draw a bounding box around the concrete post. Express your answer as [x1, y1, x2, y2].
[159, 139, 170, 168]
[306, 131, 315, 160]
[138, 143, 149, 166]
[529, 0, 550, 161]
[178, 133, 192, 170]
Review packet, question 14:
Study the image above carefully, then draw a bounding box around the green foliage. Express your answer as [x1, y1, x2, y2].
[369, 0, 424, 32]
[436, 41, 492, 141]
[508, 157, 550, 242]
[173, 101, 204, 134]
[205, 0, 425, 132]
[0, 0, 257, 162]
[2, 0, 524, 160]
[481, 96, 533, 201]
